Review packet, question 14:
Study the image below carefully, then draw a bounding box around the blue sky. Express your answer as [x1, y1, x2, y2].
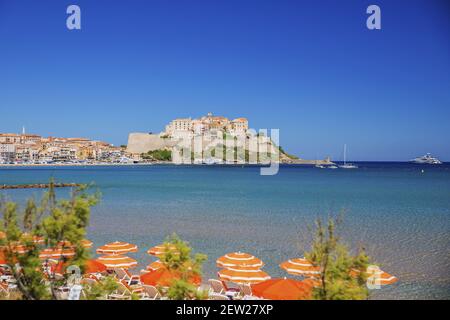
[0, 0, 449, 161]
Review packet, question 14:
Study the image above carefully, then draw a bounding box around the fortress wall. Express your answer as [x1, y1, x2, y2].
[126, 133, 174, 154]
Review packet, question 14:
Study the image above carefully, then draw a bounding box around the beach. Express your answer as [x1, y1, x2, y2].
[0, 163, 449, 299]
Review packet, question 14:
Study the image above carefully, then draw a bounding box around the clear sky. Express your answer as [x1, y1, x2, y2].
[1, 0, 449, 161]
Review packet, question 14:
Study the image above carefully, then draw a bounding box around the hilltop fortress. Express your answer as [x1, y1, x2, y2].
[126, 113, 331, 164]
[127, 113, 249, 154]
[127, 113, 281, 162]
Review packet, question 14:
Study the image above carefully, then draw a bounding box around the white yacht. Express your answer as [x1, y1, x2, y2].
[339, 144, 358, 169]
[411, 153, 442, 164]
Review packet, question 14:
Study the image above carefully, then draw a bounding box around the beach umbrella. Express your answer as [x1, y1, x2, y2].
[39, 248, 76, 260]
[58, 239, 93, 249]
[0, 251, 6, 265]
[302, 277, 322, 288]
[216, 252, 264, 269]
[51, 259, 108, 276]
[7, 244, 33, 255]
[147, 244, 178, 257]
[280, 258, 321, 277]
[363, 266, 398, 286]
[20, 233, 44, 245]
[96, 241, 138, 255]
[85, 259, 108, 274]
[146, 260, 164, 271]
[368, 271, 397, 286]
[218, 265, 270, 284]
[97, 254, 138, 269]
[1, 232, 44, 245]
[251, 278, 313, 300]
[140, 267, 201, 287]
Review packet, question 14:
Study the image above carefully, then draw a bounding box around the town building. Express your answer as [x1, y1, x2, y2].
[0, 129, 126, 164]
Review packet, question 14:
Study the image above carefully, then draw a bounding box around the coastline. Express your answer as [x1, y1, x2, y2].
[0, 161, 331, 167]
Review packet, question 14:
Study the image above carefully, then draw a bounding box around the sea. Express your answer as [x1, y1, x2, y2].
[0, 162, 449, 300]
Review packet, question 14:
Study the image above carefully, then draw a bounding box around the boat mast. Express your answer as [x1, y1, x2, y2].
[343, 144, 347, 165]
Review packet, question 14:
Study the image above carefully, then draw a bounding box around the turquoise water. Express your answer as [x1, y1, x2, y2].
[1, 163, 449, 299]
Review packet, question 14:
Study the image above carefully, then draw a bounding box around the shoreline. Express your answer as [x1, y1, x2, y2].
[0, 161, 445, 168]
[0, 161, 332, 167]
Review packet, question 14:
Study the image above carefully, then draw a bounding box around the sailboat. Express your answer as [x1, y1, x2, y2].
[339, 144, 358, 169]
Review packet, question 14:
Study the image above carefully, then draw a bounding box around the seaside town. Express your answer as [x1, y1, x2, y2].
[1, 113, 322, 166]
[0, 128, 129, 165]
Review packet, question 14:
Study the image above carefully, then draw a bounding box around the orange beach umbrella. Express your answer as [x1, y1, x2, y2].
[58, 239, 93, 249]
[0, 232, 44, 245]
[251, 278, 313, 300]
[146, 260, 164, 271]
[3, 245, 31, 255]
[51, 259, 107, 275]
[147, 244, 178, 257]
[280, 258, 321, 277]
[96, 241, 138, 255]
[364, 266, 398, 286]
[218, 265, 270, 284]
[85, 259, 108, 274]
[0, 251, 6, 265]
[140, 267, 201, 287]
[97, 254, 137, 269]
[216, 252, 264, 268]
[39, 248, 76, 260]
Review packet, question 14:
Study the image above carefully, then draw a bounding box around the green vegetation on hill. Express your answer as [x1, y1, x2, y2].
[141, 149, 172, 161]
[279, 146, 298, 159]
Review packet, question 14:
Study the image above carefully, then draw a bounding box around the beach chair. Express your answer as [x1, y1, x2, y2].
[210, 293, 230, 300]
[114, 268, 141, 286]
[141, 285, 163, 300]
[0, 282, 10, 298]
[208, 279, 226, 295]
[208, 279, 239, 299]
[54, 286, 71, 300]
[81, 277, 98, 286]
[107, 282, 133, 300]
[238, 283, 255, 300]
[242, 295, 264, 300]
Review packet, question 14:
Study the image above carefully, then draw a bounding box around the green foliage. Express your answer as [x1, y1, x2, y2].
[142, 149, 172, 161]
[279, 146, 298, 159]
[0, 180, 99, 300]
[161, 234, 207, 300]
[305, 216, 370, 300]
[82, 276, 118, 300]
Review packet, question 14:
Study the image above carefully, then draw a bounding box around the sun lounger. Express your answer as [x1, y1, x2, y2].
[239, 283, 252, 296]
[114, 268, 141, 286]
[242, 295, 264, 300]
[141, 284, 168, 300]
[0, 282, 10, 298]
[209, 293, 230, 300]
[107, 282, 133, 300]
[208, 279, 240, 299]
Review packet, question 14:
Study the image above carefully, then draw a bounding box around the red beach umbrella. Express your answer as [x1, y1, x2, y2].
[251, 278, 313, 300]
[140, 267, 201, 287]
